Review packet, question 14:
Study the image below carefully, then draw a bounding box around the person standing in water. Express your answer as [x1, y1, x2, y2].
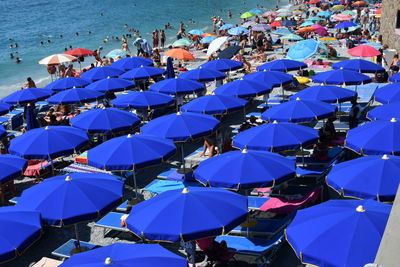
[160, 30, 166, 48]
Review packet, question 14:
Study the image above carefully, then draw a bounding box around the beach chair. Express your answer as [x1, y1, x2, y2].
[215, 233, 283, 266]
[248, 196, 270, 211]
[288, 146, 344, 167]
[5, 110, 24, 130]
[157, 168, 178, 179]
[264, 186, 322, 211]
[230, 213, 295, 238]
[295, 159, 338, 184]
[23, 160, 56, 177]
[93, 212, 129, 237]
[116, 200, 128, 213]
[51, 239, 97, 259]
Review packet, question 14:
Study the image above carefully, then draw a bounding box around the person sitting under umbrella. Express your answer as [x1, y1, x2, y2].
[200, 134, 218, 158]
[196, 237, 235, 266]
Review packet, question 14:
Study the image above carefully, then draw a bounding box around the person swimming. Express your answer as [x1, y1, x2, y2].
[9, 53, 14, 59]
[15, 57, 21, 63]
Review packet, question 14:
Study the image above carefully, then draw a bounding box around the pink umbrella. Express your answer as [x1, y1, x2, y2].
[252, 24, 272, 32]
[242, 21, 256, 28]
[262, 11, 277, 18]
[331, 13, 353, 21]
[348, 45, 381, 57]
[311, 24, 328, 36]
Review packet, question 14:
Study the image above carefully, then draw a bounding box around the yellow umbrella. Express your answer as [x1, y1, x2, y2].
[332, 4, 345, 10]
[319, 37, 338, 42]
[241, 12, 255, 19]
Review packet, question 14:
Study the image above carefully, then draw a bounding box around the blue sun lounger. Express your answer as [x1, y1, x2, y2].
[157, 168, 178, 179]
[230, 213, 295, 238]
[94, 212, 129, 237]
[215, 233, 283, 265]
[247, 196, 270, 210]
[52, 239, 97, 259]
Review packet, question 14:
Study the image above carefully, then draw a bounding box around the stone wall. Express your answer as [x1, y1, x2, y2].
[381, 0, 400, 51]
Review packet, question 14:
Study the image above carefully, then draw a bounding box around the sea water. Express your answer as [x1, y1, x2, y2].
[0, 0, 289, 98]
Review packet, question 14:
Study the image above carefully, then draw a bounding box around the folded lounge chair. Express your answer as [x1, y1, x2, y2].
[23, 160, 56, 177]
[51, 239, 97, 259]
[94, 212, 129, 237]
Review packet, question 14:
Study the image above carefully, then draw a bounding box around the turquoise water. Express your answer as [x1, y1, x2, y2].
[0, 0, 288, 97]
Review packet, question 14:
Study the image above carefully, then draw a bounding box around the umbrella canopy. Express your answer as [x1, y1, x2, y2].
[281, 20, 297, 27]
[189, 29, 204, 35]
[334, 21, 358, 29]
[2, 88, 53, 105]
[289, 85, 357, 103]
[286, 199, 391, 267]
[300, 21, 314, 27]
[47, 88, 104, 105]
[346, 118, 400, 155]
[362, 42, 382, 49]
[200, 59, 243, 72]
[141, 112, 219, 142]
[106, 49, 126, 59]
[243, 70, 293, 87]
[178, 67, 226, 82]
[217, 45, 242, 59]
[240, 12, 255, 19]
[45, 77, 90, 91]
[126, 187, 248, 242]
[59, 243, 187, 267]
[149, 78, 205, 95]
[85, 77, 135, 93]
[249, 9, 262, 13]
[228, 27, 249, 35]
[331, 13, 353, 21]
[112, 91, 174, 109]
[207, 37, 228, 56]
[252, 24, 272, 32]
[272, 27, 292, 35]
[306, 16, 324, 22]
[287, 39, 321, 61]
[257, 59, 307, 72]
[18, 173, 123, 226]
[348, 45, 381, 57]
[0, 155, 27, 185]
[200, 36, 217, 44]
[312, 69, 372, 85]
[374, 83, 400, 104]
[38, 54, 77, 65]
[0, 207, 42, 264]
[181, 94, 247, 115]
[333, 59, 384, 73]
[112, 57, 153, 71]
[194, 149, 295, 190]
[233, 121, 318, 151]
[120, 66, 165, 80]
[9, 126, 88, 159]
[172, 38, 192, 47]
[214, 78, 272, 98]
[311, 24, 328, 36]
[80, 67, 124, 82]
[164, 48, 195, 61]
[71, 108, 140, 134]
[317, 11, 332, 17]
[261, 98, 337, 123]
[65, 48, 95, 57]
[389, 73, 400, 83]
[368, 103, 400, 120]
[88, 134, 176, 170]
[327, 154, 400, 202]
[270, 21, 282, 27]
[219, 24, 234, 30]
[281, 33, 304, 41]
[0, 102, 13, 116]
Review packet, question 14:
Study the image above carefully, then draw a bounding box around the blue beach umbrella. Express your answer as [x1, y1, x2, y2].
[219, 24, 234, 30]
[261, 98, 337, 123]
[194, 149, 295, 190]
[334, 21, 358, 28]
[0, 125, 7, 140]
[272, 28, 293, 35]
[346, 118, 400, 155]
[200, 59, 243, 72]
[189, 29, 204, 35]
[2, 88, 53, 105]
[306, 16, 324, 22]
[85, 77, 135, 93]
[368, 103, 400, 121]
[327, 154, 400, 202]
[374, 83, 400, 104]
[0, 102, 12, 116]
[0, 155, 27, 185]
[126, 187, 248, 242]
[389, 72, 400, 83]
[228, 27, 249, 35]
[0, 207, 42, 264]
[289, 85, 357, 103]
[47, 88, 104, 105]
[312, 69, 372, 85]
[112, 91, 174, 110]
[285, 199, 391, 267]
[249, 9, 263, 13]
[80, 66, 124, 82]
[88, 134, 176, 171]
[233, 121, 319, 151]
[59, 243, 188, 267]
[243, 70, 294, 87]
[106, 49, 126, 59]
[178, 67, 226, 82]
[71, 108, 140, 134]
[45, 77, 90, 91]
[166, 57, 175, 79]
[200, 36, 217, 44]
[17, 173, 123, 226]
[149, 78, 205, 95]
[141, 112, 219, 142]
[214, 78, 272, 98]
[317, 11, 332, 18]
[287, 39, 321, 61]
[181, 94, 247, 115]
[281, 20, 297, 27]
[9, 126, 88, 160]
[120, 66, 165, 80]
[112, 57, 153, 71]
[257, 59, 307, 72]
[300, 21, 314, 27]
[332, 59, 384, 73]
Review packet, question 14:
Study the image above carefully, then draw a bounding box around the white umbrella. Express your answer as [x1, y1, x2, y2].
[207, 36, 228, 56]
[38, 54, 77, 66]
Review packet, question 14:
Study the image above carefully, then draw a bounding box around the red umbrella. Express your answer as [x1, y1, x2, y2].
[270, 21, 282, 27]
[348, 45, 381, 57]
[374, 8, 382, 15]
[65, 48, 95, 57]
[352, 1, 366, 6]
[307, 0, 320, 4]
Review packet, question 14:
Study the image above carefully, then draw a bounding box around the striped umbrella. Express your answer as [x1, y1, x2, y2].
[38, 54, 77, 66]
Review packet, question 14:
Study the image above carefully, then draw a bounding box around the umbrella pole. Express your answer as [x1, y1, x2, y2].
[74, 224, 81, 248]
[132, 171, 139, 199]
[180, 144, 186, 172]
[301, 146, 305, 167]
[51, 160, 54, 175]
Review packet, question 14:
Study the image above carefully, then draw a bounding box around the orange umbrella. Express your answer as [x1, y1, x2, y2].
[164, 48, 195, 61]
[297, 27, 314, 34]
[202, 33, 217, 37]
[352, 1, 366, 6]
[38, 54, 77, 66]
